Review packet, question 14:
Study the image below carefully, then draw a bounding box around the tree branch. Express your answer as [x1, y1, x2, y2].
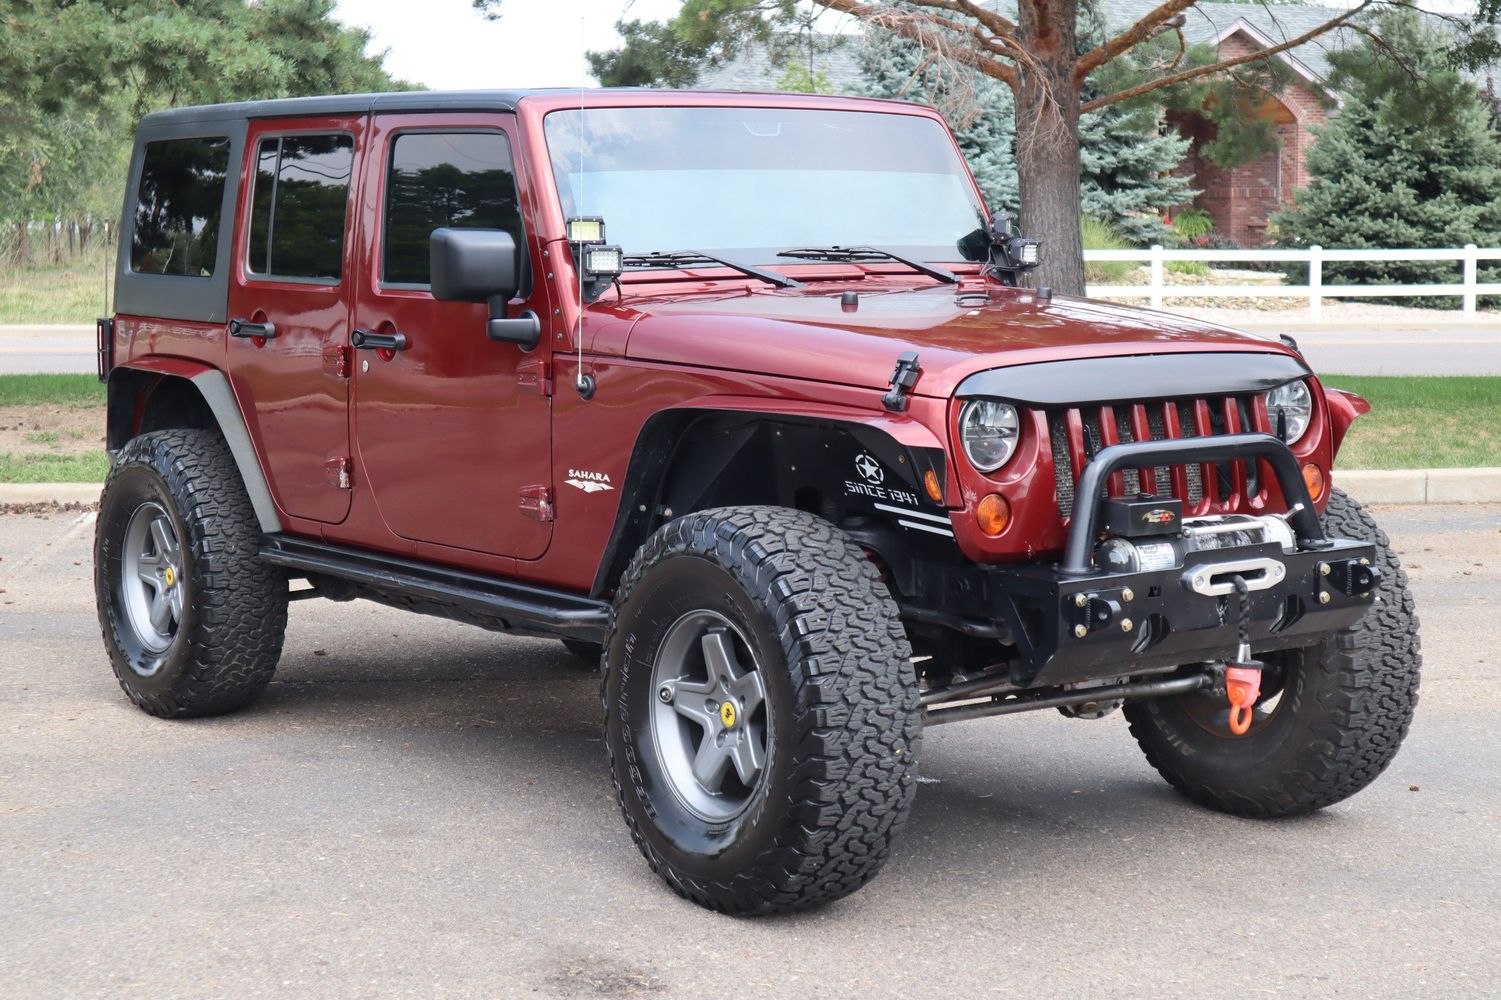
[1075, 0, 1199, 81]
[1083, 1, 1375, 111]
[810, 0, 1020, 86]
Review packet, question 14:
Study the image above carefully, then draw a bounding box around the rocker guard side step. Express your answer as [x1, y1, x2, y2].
[259, 535, 609, 642]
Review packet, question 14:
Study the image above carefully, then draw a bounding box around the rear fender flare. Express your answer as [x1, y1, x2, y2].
[591, 397, 952, 597]
[107, 360, 281, 533]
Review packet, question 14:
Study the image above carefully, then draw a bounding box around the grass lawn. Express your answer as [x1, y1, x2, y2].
[0, 255, 113, 325]
[0, 373, 1495, 483]
[1326, 375, 1501, 470]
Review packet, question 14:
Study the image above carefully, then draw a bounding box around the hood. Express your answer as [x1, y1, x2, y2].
[618, 282, 1293, 398]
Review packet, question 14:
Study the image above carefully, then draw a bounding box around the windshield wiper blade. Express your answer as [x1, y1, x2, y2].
[776, 246, 958, 284]
[621, 250, 802, 289]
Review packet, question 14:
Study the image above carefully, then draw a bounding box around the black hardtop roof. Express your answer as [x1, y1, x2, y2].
[136, 87, 884, 129]
[137, 89, 535, 128]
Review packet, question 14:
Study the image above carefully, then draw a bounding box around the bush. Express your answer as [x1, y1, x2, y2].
[1082, 217, 1139, 284]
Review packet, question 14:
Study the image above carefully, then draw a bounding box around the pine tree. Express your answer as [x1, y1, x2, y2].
[1274, 9, 1501, 292]
[856, 28, 1192, 245]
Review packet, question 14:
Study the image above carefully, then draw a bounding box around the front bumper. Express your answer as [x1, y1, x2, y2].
[991, 538, 1379, 686]
[990, 431, 1376, 686]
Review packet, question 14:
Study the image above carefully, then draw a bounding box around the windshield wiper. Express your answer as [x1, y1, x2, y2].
[776, 246, 958, 284]
[622, 250, 802, 289]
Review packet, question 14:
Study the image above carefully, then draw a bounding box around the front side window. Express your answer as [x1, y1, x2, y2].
[382, 132, 522, 286]
[543, 107, 988, 264]
[246, 134, 355, 281]
[130, 136, 231, 276]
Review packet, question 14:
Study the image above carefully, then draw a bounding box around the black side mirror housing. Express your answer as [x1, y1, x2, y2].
[429, 228, 539, 350]
[430, 228, 520, 302]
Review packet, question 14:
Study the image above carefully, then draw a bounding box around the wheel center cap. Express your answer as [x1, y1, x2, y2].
[163, 566, 176, 588]
[719, 700, 737, 729]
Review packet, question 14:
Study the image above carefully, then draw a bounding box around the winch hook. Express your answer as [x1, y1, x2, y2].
[1224, 575, 1263, 736]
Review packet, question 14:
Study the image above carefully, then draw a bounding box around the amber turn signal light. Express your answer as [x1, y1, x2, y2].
[923, 468, 944, 504]
[1301, 462, 1325, 501]
[976, 493, 1011, 536]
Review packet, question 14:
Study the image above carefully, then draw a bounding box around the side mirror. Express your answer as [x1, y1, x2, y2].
[430, 228, 519, 302]
[429, 228, 539, 349]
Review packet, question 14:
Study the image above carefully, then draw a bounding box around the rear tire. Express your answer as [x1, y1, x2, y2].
[1124, 488, 1420, 817]
[603, 506, 921, 914]
[95, 429, 288, 718]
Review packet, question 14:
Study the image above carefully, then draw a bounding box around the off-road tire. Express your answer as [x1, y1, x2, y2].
[603, 506, 921, 914]
[1124, 487, 1420, 817]
[95, 429, 288, 717]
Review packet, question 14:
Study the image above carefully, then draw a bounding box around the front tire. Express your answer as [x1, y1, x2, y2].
[95, 429, 288, 718]
[603, 507, 921, 914]
[1124, 487, 1420, 817]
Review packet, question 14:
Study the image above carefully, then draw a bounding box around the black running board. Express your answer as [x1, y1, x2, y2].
[260, 534, 608, 643]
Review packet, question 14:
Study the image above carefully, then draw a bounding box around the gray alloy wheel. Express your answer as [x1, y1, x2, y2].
[118, 501, 185, 661]
[649, 610, 770, 822]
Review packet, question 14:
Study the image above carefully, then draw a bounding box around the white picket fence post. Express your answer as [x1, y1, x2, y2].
[1308, 245, 1322, 321]
[1149, 244, 1164, 309]
[1463, 244, 1478, 316]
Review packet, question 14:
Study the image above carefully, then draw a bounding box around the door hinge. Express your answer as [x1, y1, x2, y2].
[516, 356, 553, 397]
[323, 344, 351, 380]
[325, 456, 352, 490]
[519, 484, 555, 522]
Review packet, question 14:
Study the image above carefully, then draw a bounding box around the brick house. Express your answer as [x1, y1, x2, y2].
[700, 2, 1360, 246]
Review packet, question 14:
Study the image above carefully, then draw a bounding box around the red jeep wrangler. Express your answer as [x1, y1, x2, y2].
[96, 89, 1419, 915]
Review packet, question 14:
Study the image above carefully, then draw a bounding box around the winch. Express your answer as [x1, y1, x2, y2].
[1094, 495, 1299, 575]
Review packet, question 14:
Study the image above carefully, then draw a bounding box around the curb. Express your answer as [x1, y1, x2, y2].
[0, 483, 102, 506]
[4, 473, 1501, 510]
[1336, 468, 1501, 505]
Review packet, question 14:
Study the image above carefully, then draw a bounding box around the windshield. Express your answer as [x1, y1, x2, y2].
[544, 106, 988, 265]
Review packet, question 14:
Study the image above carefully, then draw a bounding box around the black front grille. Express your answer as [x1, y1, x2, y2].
[1047, 396, 1266, 519]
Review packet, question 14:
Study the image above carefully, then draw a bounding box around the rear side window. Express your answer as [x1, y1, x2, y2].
[247, 134, 355, 282]
[382, 132, 521, 286]
[130, 137, 231, 276]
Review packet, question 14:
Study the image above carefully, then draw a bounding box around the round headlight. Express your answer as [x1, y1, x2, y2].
[1266, 380, 1313, 444]
[959, 400, 1020, 472]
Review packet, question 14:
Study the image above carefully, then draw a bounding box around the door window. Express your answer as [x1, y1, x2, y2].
[381, 132, 522, 287]
[246, 134, 355, 282]
[130, 136, 231, 276]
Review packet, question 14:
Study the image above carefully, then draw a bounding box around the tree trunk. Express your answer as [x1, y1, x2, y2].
[1014, 0, 1086, 296]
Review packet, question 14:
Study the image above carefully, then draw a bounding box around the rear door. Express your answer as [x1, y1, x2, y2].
[350, 113, 553, 559]
[226, 116, 363, 524]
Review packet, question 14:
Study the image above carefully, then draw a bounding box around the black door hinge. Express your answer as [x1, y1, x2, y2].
[881, 351, 922, 412]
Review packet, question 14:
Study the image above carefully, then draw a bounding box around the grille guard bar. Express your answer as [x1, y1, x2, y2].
[1060, 432, 1329, 576]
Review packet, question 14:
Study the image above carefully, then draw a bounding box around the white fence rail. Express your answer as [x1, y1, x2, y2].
[1084, 245, 1501, 318]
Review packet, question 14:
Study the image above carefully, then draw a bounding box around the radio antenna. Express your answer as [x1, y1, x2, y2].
[574, 15, 594, 399]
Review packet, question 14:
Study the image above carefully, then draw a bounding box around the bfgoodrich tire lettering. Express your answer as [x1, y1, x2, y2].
[1123, 487, 1420, 817]
[603, 506, 921, 914]
[95, 429, 288, 717]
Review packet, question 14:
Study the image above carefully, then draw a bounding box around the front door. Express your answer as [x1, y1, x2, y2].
[351, 114, 553, 560]
[226, 116, 362, 525]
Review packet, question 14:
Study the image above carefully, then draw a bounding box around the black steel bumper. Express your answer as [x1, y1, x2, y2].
[989, 433, 1377, 686]
[991, 538, 1379, 686]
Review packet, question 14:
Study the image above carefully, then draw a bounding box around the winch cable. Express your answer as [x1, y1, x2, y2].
[1224, 574, 1265, 736]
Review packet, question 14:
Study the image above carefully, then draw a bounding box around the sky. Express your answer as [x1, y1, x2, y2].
[331, 0, 702, 90]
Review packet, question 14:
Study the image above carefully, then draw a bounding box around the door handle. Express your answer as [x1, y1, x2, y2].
[352, 329, 409, 351]
[229, 318, 277, 339]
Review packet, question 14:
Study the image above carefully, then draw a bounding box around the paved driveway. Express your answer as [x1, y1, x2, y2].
[2, 504, 1498, 998]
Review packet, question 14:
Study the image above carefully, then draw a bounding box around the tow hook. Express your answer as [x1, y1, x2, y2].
[1224, 575, 1264, 736]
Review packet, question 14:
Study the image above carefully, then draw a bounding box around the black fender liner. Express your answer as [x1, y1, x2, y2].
[589, 407, 952, 598]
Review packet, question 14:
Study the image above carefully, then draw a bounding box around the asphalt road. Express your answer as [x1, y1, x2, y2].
[4, 322, 1501, 376]
[2, 504, 1498, 999]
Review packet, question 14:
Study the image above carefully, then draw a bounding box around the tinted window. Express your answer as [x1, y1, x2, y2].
[130, 137, 231, 276]
[247, 134, 354, 281]
[383, 132, 521, 285]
